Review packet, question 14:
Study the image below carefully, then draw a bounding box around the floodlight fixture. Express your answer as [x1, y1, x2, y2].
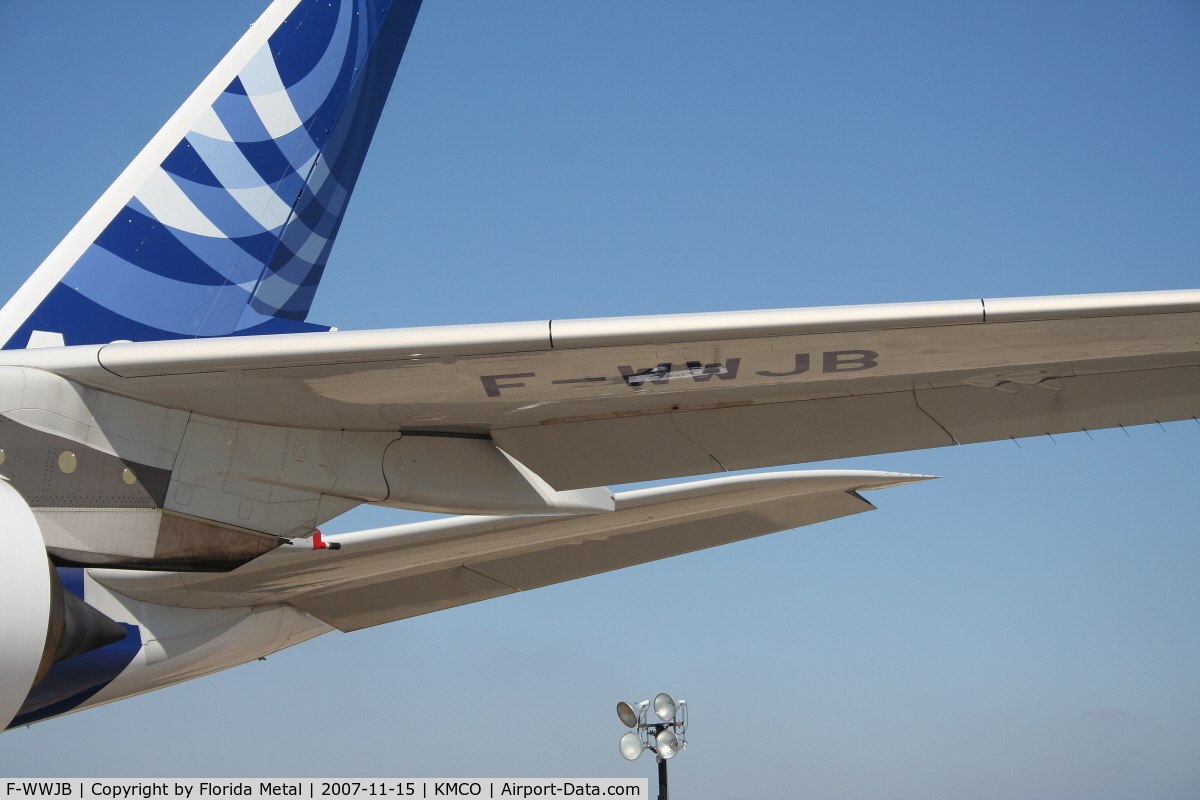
[655, 729, 681, 759]
[613, 693, 686, 800]
[614, 705, 643, 729]
[653, 692, 676, 722]
[620, 731, 645, 761]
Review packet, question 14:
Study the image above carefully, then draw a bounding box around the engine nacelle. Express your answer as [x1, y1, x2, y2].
[0, 480, 51, 729]
[0, 481, 127, 730]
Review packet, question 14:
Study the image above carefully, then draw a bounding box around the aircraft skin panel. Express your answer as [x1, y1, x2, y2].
[466, 491, 868, 588]
[292, 568, 516, 632]
[494, 391, 958, 489]
[915, 365, 1200, 444]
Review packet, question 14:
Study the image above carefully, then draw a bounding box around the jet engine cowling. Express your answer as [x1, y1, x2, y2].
[0, 480, 127, 729]
[0, 480, 53, 728]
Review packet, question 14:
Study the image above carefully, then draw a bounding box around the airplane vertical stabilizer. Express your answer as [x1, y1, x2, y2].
[0, 0, 422, 349]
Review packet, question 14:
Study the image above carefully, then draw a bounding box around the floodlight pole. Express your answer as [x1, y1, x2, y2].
[653, 723, 669, 800]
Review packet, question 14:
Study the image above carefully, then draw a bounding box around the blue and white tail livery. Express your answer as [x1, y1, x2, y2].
[0, 0, 422, 349]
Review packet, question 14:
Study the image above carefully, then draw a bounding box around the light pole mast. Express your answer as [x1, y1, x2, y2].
[656, 736, 669, 800]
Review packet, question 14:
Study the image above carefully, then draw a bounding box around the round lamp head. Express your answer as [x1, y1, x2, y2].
[620, 731, 645, 761]
[616, 701, 639, 728]
[653, 692, 677, 722]
[655, 728, 681, 759]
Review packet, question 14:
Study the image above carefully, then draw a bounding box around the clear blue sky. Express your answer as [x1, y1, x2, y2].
[1, 2, 1198, 797]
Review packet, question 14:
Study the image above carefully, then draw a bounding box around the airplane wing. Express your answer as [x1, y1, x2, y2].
[91, 470, 931, 631]
[9, 287, 1199, 489]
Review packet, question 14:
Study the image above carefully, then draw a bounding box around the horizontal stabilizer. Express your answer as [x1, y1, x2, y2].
[92, 470, 934, 631]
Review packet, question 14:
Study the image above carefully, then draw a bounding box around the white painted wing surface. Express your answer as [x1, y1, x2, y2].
[91, 470, 932, 631]
[9, 288, 1199, 488]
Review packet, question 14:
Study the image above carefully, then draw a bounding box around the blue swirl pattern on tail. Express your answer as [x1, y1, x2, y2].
[3, 0, 422, 348]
